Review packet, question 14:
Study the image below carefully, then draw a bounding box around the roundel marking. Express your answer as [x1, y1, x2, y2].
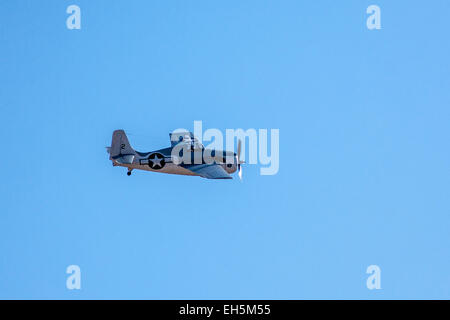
[148, 152, 165, 170]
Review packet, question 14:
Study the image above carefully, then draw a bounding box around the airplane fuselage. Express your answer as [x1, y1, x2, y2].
[112, 147, 237, 177]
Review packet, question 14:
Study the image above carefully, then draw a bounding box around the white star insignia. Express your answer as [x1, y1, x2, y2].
[151, 154, 163, 168]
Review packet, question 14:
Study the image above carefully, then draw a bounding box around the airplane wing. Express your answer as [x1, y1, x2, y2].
[186, 164, 232, 179]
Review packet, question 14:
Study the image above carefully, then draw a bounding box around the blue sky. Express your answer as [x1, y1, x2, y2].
[1, 0, 449, 299]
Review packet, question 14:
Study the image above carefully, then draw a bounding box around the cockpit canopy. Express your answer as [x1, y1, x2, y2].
[169, 131, 204, 149]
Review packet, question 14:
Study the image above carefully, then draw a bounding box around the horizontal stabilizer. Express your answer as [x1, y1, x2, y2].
[114, 154, 135, 165]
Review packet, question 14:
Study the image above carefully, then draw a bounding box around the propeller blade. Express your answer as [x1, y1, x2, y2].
[237, 140, 243, 181]
[237, 140, 241, 161]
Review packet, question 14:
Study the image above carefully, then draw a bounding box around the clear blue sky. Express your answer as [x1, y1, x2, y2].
[1, 0, 449, 299]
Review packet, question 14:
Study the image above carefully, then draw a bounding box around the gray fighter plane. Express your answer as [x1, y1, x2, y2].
[107, 130, 244, 179]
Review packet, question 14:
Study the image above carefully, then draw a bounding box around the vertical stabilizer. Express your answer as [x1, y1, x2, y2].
[108, 130, 135, 164]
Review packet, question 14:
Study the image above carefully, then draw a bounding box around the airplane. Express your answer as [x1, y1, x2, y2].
[107, 130, 244, 180]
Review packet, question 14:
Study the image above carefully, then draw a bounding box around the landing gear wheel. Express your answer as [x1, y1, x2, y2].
[127, 169, 132, 176]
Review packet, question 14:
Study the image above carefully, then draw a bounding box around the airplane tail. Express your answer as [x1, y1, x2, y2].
[107, 130, 136, 165]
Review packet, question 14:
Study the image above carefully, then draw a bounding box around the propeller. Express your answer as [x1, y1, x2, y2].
[236, 140, 244, 181]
